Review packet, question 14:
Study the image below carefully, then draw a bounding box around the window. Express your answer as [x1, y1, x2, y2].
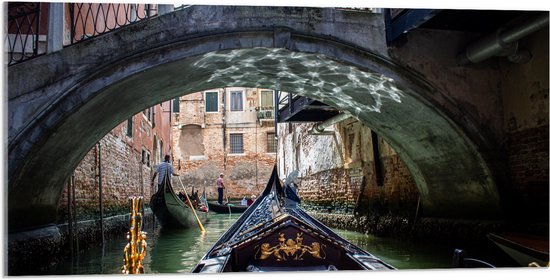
[260, 90, 274, 109]
[205, 91, 218, 112]
[230, 133, 244, 154]
[267, 132, 276, 153]
[143, 108, 151, 120]
[230, 90, 243, 111]
[172, 98, 180, 113]
[151, 106, 155, 128]
[126, 117, 133, 137]
[141, 149, 150, 167]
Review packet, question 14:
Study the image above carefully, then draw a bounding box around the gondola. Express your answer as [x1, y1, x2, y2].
[150, 174, 208, 228]
[208, 201, 248, 214]
[192, 166, 395, 273]
[488, 232, 549, 266]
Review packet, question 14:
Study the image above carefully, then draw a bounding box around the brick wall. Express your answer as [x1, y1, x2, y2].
[500, 28, 549, 221]
[57, 101, 172, 223]
[505, 126, 549, 220]
[279, 120, 419, 218]
[173, 88, 277, 201]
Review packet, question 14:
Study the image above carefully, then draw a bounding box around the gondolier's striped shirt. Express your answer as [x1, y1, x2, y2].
[156, 161, 174, 185]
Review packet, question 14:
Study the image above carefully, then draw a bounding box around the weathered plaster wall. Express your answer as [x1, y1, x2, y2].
[277, 120, 419, 218]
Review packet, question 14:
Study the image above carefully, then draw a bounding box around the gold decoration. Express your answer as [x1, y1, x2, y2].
[255, 232, 326, 261]
[122, 196, 148, 274]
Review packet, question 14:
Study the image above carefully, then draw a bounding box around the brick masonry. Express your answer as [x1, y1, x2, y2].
[172, 88, 277, 201]
[505, 125, 549, 220]
[57, 101, 172, 223]
[280, 120, 419, 220]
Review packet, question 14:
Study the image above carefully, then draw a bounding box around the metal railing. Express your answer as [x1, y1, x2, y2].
[7, 3, 163, 65]
[257, 107, 275, 120]
[6, 2, 43, 65]
[68, 3, 158, 44]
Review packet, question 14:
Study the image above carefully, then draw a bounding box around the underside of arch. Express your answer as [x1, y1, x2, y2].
[8, 31, 501, 231]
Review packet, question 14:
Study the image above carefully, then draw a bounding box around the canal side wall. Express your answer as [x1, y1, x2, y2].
[56, 101, 172, 224]
[8, 210, 155, 275]
[310, 212, 548, 245]
[278, 121, 420, 219]
[10, 99, 170, 274]
[388, 27, 549, 222]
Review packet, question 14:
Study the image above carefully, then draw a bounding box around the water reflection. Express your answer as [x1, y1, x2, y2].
[334, 229, 451, 269]
[44, 213, 517, 275]
[148, 213, 240, 273]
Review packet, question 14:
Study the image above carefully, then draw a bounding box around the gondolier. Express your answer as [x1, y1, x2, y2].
[216, 173, 225, 204]
[149, 155, 207, 229]
[151, 155, 179, 188]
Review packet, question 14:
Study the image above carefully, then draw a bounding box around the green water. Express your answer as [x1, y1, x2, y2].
[45, 213, 516, 275]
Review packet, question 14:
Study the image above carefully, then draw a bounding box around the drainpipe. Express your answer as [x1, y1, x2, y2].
[457, 13, 549, 65]
[308, 113, 352, 135]
[221, 88, 227, 171]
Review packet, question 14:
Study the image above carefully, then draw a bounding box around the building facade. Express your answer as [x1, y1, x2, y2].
[172, 88, 277, 200]
[277, 119, 418, 218]
[56, 101, 173, 223]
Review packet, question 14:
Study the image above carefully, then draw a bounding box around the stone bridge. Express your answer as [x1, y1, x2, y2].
[9, 5, 524, 231]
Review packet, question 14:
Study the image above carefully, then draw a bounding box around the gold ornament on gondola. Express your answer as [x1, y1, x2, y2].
[122, 196, 148, 274]
[255, 232, 326, 261]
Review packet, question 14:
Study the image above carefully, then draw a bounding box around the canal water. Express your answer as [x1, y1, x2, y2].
[45, 213, 517, 275]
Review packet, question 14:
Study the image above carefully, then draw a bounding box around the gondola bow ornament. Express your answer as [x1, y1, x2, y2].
[255, 232, 326, 261]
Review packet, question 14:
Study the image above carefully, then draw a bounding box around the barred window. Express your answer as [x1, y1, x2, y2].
[205, 91, 218, 112]
[230, 133, 244, 154]
[267, 132, 276, 153]
[230, 90, 243, 111]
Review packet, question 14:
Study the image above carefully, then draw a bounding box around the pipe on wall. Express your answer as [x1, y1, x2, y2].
[456, 12, 549, 65]
[308, 113, 352, 135]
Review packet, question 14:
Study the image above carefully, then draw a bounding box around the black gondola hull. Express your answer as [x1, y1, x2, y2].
[150, 177, 207, 229]
[208, 202, 248, 214]
[192, 166, 395, 273]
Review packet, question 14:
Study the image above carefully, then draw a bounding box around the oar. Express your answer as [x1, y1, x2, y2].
[224, 189, 231, 216]
[177, 176, 205, 232]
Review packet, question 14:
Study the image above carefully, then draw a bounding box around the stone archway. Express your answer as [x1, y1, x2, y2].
[8, 23, 502, 231]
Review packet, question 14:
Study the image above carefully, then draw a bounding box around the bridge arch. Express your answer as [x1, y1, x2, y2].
[8, 7, 502, 231]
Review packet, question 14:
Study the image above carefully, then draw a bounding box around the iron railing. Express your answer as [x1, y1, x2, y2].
[6, 2, 43, 65]
[68, 3, 158, 44]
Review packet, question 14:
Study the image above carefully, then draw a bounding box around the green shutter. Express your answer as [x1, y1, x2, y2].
[205, 92, 218, 112]
[172, 98, 180, 113]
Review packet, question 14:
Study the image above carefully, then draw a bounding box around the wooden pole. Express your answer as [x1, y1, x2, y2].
[177, 176, 205, 232]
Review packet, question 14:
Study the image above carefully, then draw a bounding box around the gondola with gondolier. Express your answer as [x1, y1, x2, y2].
[150, 173, 208, 230]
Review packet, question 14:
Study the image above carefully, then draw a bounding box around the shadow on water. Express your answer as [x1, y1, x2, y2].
[42, 213, 518, 275]
[147, 213, 241, 273]
[43, 213, 240, 275]
[334, 229, 519, 269]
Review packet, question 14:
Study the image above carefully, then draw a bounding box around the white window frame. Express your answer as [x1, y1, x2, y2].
[204, 90, 219, 113]
[259, 90, 274, 109]
[230, 90, 244, 112]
